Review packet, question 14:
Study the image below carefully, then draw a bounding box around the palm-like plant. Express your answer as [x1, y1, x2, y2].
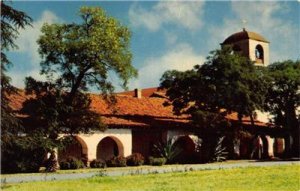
[211, 136, 228, 162]
[153, 138, 183, 164]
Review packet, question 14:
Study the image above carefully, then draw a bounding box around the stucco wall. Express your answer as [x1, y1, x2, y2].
[77, 129, 132, 161]
[266, 136, 274, 157]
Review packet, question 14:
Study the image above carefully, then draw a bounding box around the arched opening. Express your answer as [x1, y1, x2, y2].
[273, 138, 285, 157]
[58, 136, 88, 163]
[255, 44, 264, 63]
[173, 136, 197, 164]
[96, 136, 124, 161]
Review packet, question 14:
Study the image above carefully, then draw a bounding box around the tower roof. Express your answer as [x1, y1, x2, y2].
[222, 29, 269, 45]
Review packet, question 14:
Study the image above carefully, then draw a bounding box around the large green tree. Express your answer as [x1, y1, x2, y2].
[36, 6, 137, 104]
[160, 47, 267, 127]
[160, 47, 268, 159]
[21, 6, 137, 169]
[265, 60, 300, 157]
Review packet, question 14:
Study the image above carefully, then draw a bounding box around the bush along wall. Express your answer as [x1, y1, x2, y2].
[106, 156, 127, 167]
[90, 159, 106, 168]
[59, 157, 84, 170]
[126, 153, 144, 166]
[148, 157, 167, 166]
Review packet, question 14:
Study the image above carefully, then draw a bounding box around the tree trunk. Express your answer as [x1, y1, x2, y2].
[67, 71, 86, 105]
[285, 102, 298, 157]
[284, 133, 292, 158]
[291, 126, 300, 157]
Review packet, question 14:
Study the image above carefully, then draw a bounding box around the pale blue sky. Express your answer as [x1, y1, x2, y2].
[6, 1, 300, 92]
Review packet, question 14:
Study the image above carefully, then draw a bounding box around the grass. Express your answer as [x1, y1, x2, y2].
[2, 164, 299, 191]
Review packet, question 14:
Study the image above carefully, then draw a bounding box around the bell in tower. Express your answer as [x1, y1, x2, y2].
[221, 28, 270, 66]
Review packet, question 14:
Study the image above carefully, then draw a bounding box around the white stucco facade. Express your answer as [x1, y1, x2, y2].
[266, 136, 274, 157]
[77, 128, 132, 161]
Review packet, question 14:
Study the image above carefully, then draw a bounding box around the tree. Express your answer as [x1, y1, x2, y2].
[161, 47, 267, 127]
[36, 6, 137, 104]
[1, 1, 36, 173]
[265, 60, 300, 157]
[1, 1, 32, 145]
[22, 78, 105, 141]
[21, 6, 137, 171]
[25, 5, 137, 135]
[160, 47, 268, 159]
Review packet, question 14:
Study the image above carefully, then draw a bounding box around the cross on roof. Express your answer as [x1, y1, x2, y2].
[242, 19, 247, 31]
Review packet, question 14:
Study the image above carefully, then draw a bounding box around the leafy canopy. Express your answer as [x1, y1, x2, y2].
[265, 60, 300, 129]
[37, 6, 137, 103]
[264, 60, 300, 156]
[1, 1, 32, 66]
[1, 1, 32, 148]
[0, 2, 45, 174]
[160, 47, 268, 128]
[21, 6, 137, 154]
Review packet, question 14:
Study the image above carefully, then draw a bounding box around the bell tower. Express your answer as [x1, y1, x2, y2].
[221, 28, 270, 66]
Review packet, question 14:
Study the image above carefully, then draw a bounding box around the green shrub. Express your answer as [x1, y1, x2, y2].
[153, 139, 182, 164]
[148, 157, 166, 166]
[59, 157, 84, 170]
[126, 153, 144, 166]
[211, 136, 228, 162]
[106, 156, 127, 167]
[59, 161, 70, 170]
[69, 157, 84, 169]
[1, 139, 46, 174]
[90, 159, 106, 168]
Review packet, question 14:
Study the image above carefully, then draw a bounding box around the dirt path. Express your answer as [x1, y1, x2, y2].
[1, 160, 299, 184]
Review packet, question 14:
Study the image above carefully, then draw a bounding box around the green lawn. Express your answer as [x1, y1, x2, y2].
[2, 164, 299, 191]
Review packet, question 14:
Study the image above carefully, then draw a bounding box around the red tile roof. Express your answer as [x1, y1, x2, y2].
[89, 91, 190, 128]
[8, 88, 268, 129]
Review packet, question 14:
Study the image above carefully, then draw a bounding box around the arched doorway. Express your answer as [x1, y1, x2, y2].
[58, 136, 88, 162]
[274, 138, 285, 157]
[96, 136, 124, 161]
[173, 136, 196, 164]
